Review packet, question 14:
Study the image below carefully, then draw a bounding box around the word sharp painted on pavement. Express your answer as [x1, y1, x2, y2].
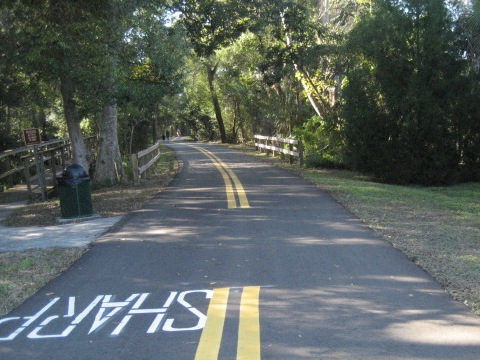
[0, 290, 212, 341]
[0, 285, 262, 358]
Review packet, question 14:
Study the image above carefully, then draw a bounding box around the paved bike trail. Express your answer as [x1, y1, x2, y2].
[0, 142, 479, 359]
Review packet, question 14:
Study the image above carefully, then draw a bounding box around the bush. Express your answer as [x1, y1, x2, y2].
[304, 151, 347, 169]
[295, 115, 346, 169]
[343, 0, 475, 185]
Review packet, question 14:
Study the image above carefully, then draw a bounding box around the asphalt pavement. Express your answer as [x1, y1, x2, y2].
[0, 142, 479, 359]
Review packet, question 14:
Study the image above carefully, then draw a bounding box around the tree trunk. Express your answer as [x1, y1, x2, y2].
[60, 76, 91, 173]
[153, 114, 159, 143]
[207, 64, 227, 143]
[282, 22, 325, 119]
[94, 3, 125, 185]
[5, 106, 12, 135]
[319, 0, 330, 24]
[95, 103, 125, 185]
[40, 109, 48, 141]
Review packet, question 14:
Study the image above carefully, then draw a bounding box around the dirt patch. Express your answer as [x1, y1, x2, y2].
[0, 248, 86, 316]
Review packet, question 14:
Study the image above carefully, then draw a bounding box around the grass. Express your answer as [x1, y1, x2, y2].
[0, 248, 86, 316]
[0, 145, 178, 317]
[245, 147, 480, 315]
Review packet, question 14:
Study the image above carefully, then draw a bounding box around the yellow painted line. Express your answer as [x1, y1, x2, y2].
[192, 146, 250, 209]
[195, 288, 230, 360]
[222, 162, 250, 209]
[237, 286, 261, 360]
[205, 150, 250, 209]
[194, 146, 236, 208]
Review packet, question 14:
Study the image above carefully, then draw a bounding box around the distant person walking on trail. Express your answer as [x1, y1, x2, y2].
[166, 130, 170, 142]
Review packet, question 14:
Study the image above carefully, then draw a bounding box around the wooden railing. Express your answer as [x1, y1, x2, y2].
[130, 141, 161, 185]
[0, 136, 97, 201]
[254, 135, 304, 166]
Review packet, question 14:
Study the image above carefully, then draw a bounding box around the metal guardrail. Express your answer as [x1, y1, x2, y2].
[254, 135, 304, 165]
[130, 141, 161, 185]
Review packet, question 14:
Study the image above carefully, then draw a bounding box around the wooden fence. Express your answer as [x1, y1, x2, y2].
[254, 135, 304, 166]
[0, 137, 96, 201]
[130, 141, 162, 185]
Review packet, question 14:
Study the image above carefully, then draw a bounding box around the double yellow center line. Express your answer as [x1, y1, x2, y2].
[192, 146, 250, 209]
[195, 286, 261, 360]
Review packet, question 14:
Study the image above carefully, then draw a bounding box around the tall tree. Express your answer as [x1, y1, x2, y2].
[251, 0, 370, 119]
[459, 0, 480, 71]
[118, 10, 187, 153]
[94, 1, 175, 184]
[94, 1, 128, 184]
[344, 0, 470, 184]
[178, 0, 249, 143]
[0, 0, 99, 171]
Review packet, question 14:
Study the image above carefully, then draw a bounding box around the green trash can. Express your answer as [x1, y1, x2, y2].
[57, 164, 93, 219]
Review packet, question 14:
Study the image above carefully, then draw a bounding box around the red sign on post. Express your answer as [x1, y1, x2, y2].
[23, 128, 41, 145]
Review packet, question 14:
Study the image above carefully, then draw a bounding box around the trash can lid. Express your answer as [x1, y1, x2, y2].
[62, 164, 88, 179]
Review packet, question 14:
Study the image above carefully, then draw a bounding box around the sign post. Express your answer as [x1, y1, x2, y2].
[23, 128, 46, 200]
[23, 128, 42, 146]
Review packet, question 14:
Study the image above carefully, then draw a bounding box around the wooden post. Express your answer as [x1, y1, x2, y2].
[60, 146, 66, 169]
[22, 156, 33, 201]
[33, 146, 47, 201]
[131, 153, 139, 185]
[298, 141, 304, 166]
[5, 157, 13, 188]
[289, 143, 294, 164]
[143, 156, 149, 179]
[149, 149, 155, 177]
[49, 149, 56, 178]
[143, 152, 148, 179]
[65, 140, 72, 161]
